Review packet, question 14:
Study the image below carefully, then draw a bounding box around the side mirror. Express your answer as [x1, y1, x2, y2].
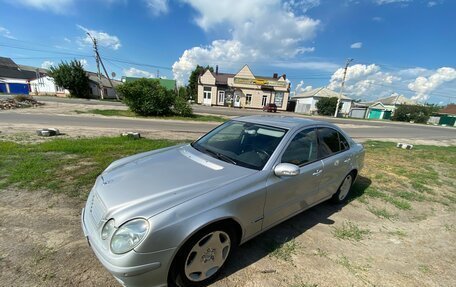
[274, 163, 300, 177]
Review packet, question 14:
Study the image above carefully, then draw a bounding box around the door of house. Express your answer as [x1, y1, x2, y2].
[218, 91, 225, 105]
[203, 87, 212, 106]
[234, 92, 241, 107]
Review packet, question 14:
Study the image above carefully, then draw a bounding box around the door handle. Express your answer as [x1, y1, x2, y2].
[312, 169, 322, 176]
[344, 158, 351, 163]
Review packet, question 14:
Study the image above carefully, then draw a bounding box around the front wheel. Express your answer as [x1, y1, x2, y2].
[169, 225, 237, 287]
[331, 172, 354, 203]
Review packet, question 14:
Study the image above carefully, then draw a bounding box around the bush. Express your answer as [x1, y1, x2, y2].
[173, 96, 193, 117]
[392, 105, 437, 124]
[117, 79, 174, 116]
[316, 97, 340, 116]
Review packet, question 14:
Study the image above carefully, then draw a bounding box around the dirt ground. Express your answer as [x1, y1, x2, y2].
[1, 102, 455, 287]
[0, 186, 454, 287]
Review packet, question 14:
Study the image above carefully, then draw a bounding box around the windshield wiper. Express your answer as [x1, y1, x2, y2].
[194, 145, 238, 165]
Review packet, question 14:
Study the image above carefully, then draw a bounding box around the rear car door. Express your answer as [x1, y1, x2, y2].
[263, 128, 323, 229]
[317, 127, 353, 198]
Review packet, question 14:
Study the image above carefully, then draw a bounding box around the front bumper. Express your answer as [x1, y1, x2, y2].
[81, 208, 175, 287]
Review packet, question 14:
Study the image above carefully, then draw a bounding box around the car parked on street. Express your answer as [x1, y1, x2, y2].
[81, 115, 365, 287]
[262, 103, 277, 112]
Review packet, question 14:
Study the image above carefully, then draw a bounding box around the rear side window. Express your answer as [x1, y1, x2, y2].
[339, 133, 350, 151]
[318, 127, 341, 158]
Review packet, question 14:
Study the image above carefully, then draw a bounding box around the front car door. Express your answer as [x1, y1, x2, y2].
[317, 127, 353, 198]
[263, 128, 323, 229]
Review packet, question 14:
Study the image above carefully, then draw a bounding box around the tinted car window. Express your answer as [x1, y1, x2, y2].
[339, 133, 350, 151]
[318, 127, 341, 158]
[282, 129, 318, 166]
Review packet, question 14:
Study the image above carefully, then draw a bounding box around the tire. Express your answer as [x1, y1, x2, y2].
[169, 224, 238, 287]
[331, 172, 354, 203]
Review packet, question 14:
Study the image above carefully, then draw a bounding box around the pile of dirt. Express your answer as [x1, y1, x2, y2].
[0, 96, 44, 110]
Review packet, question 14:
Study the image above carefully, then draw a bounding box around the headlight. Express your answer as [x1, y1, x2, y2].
[101, 219, 115, 240]
[110, 219, 149, 254]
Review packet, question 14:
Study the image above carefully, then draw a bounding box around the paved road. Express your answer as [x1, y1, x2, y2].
[1, 111, 454, 141]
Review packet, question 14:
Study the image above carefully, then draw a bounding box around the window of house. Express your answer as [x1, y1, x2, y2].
[246, 94, 252, 105]
[281, 129, 318, 166]
[262, 95, 268, 106]
[203, 86, 212, 99]
[274, 92, 284, 107]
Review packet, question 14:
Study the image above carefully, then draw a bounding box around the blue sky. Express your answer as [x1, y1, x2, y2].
[0, 0, 455, 104]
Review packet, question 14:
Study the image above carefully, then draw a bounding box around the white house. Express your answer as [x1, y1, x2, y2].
[291, 87, 353, 115]
[30, 75, 70, 96]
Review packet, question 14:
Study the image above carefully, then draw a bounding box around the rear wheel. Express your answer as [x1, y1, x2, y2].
[331, 172, 354, 203]
[169, 224, 237, 287]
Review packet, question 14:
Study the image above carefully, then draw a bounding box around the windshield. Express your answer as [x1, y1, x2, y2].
[192, 120, 287, 170]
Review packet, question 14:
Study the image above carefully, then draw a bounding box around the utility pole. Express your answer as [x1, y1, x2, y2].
[86, 32, 119, 100]
[87, 33, 104, 100]
[334, 58, 353, 117]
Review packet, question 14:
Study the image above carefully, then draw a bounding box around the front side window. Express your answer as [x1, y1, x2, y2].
[192, 121, 287, 170]
[281, 129, 318, 166]
[318, 127, 344, 158]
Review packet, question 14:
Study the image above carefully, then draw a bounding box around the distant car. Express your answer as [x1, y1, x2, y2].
[82, 116, 365, 287]
[262, 103, 277, 112]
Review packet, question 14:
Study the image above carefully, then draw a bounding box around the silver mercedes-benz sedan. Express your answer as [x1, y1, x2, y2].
[81, 115, 365, 287]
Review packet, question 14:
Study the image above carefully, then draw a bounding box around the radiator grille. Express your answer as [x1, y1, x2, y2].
[90, 193, 106, 226]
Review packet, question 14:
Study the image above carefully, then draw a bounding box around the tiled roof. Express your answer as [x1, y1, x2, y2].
[439, 104, 456, 115]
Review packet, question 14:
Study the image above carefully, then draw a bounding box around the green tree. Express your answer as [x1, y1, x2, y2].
[392, 105, 436, 124]
[117, 79, 175, 116]
[316, 97, 341, 116]
[49, 60, 90, 98]
[187, 65, 213, 101]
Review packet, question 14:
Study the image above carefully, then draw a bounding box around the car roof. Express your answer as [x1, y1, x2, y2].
[233, 115, 331, 130]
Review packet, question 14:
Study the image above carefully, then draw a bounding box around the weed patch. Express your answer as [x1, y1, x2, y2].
[332, 221, 370, 241]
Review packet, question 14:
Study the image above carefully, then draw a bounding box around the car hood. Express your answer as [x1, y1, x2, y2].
[95, 144, 256, 222]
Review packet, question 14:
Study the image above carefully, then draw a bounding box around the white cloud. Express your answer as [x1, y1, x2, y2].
[282, 0, 321, 13]
[408, 67, 456, 101]
[375, 0, 411, 4]
[63, 37, 71, 43]
[294, 80, 313, 95]
[79, 58, 88, 68]
[328, 64, 401, 99]
[77, 25, 121, 50]
[350, 42, 363, 49]
[123, 67, 155, 78]
[173, 0, 320, 85]
[145, 0, 169, 16]
[41, 60, 54, 69]
[0, 26, 16, 39]
[3, 0, 74, 13]
[372, 16, 383, 22]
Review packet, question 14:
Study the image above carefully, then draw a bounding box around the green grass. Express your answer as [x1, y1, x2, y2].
[266, 239, 299, 262]
[336, 255, 370, 273]
[388, 230, 407, 237]
[367, 207, 398, 220]
[0, 137, 178, 198]
[332, 221, 370, 241]
[76, 109, 227, 122]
